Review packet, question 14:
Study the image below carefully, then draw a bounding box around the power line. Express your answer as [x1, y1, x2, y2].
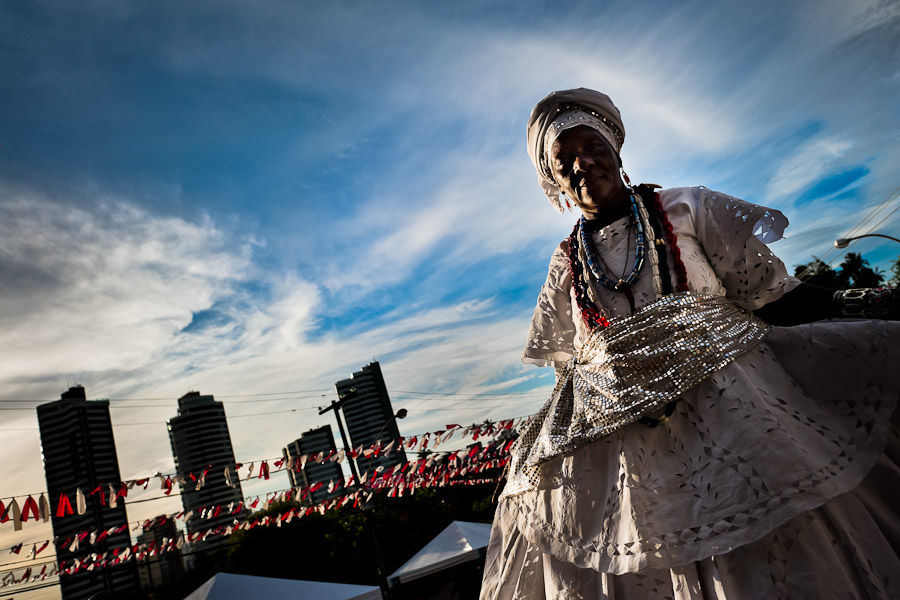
[0, 386, 551, 405]
[0, 413, 528, 502]
[797, 185, 900, 280]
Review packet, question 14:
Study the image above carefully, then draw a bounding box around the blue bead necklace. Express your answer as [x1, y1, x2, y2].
[578, 193, 645, 311]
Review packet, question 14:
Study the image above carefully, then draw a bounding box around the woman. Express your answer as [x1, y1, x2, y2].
[481, 88, 900, 599]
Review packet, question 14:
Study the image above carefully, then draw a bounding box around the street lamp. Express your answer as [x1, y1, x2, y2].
[374, 408, 407, 446]
[318, 389, 396, 600]
[834, 233, 900, 248]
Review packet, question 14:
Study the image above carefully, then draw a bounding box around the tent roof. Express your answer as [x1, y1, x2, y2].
[185, 572, 381, 600]
[388, 520, 492, 585]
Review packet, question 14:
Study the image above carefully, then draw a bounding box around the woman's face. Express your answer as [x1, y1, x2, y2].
[550, 125, 629, 219]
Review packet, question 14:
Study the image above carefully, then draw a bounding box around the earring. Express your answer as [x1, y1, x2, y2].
[619, 167, 633, 189]
[559, 192, 573, 211]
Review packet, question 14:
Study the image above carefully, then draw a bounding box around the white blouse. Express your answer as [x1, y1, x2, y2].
[523, 186, 799, 367]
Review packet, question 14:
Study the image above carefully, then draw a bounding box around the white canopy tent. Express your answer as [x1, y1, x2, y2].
[388, 520, 493, 586]
[185, 572, 381, 600]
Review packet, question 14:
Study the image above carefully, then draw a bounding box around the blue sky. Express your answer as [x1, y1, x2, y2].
[2, 1, 899, 595]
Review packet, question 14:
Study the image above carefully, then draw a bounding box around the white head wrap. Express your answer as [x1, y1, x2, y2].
[526, 89, 625, 213]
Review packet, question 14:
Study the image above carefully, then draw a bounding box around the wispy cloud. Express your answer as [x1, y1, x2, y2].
[765, 137, 855, 200]
[0, 191, 255, 377]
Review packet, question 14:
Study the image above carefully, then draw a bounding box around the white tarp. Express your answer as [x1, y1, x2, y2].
[388, 520, 493, 585]
[185, 572, 381, 600]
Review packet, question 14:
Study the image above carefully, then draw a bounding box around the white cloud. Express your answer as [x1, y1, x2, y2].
[0, 193, 255, 377]
[765, 137, 853, 200]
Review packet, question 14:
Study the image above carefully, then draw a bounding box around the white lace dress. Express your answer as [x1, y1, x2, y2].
[481, 187, 900, 599]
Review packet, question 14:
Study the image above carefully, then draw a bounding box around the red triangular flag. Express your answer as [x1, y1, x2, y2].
[21, 496, 40, 522]
[56, 494, 74, 518]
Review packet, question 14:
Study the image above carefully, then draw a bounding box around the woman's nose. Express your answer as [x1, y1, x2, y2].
[573, 154, 595, 173]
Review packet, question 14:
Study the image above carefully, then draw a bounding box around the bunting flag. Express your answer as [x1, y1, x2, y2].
[38, 494, 50, 522]
[0, 438, 511, 559]
[89, 485, 106, 507]
[56, 493, 74, 518]
[0, 416, 524, 534]
[10, 499, 21, 531]
[195, 470, 206, 491]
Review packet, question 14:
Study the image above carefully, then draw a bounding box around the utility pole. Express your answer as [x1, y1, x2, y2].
[319, 389, 392, 600]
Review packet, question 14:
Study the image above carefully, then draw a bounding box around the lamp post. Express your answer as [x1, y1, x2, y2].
[834, 233, 900, 248]
[318, 390, 403, 600]
[362, 408, 407, 474]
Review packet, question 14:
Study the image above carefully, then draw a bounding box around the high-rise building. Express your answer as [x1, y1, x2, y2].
[136, 516, 184, 592]
[167, 392, 243, 551]
[283, 425, 344, 504]
[37, 386, 140, 600]
[334, 362, 407, 476]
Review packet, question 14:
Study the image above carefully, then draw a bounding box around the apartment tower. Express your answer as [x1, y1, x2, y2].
[334, 362, 407, 476]
[167, 392, 243, 551]
[283, 425, 344, 504]
[37, 385, 139, 599]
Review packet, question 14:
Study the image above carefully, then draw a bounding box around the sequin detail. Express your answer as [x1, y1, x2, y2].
[503, 292, 770, 498]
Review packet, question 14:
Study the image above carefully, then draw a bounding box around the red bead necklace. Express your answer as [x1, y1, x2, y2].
[568, 187, 689, 329]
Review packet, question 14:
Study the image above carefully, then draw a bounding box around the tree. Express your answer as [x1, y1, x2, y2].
[835, 252, 884, 288]
[795, 253, 884, 289]
[890, 255, 900, 286]
[794, 257, 838, 288]
[136, 481, 500, 599]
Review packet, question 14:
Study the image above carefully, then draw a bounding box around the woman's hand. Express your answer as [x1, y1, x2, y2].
[754, 283, 836, 325]
[755, 282, 899, 324]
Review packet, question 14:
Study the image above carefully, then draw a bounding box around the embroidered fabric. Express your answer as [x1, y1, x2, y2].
[504, 294, 770, 498]
[483, 186, 900, 598]
[483, 436, 900, 599]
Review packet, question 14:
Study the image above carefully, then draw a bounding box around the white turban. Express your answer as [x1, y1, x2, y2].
[526, 88, 625, 213]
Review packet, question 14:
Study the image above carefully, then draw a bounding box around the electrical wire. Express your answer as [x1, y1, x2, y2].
[797, 186, 900, 280]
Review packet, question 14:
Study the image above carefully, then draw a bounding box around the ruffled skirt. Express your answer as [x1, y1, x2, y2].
[481, 321, 900, 599]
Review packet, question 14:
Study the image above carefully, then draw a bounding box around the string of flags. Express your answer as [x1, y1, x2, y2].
[0, 476, 503, 591]
[0, 418, 523, 531]
[1, 437, 512, 557]
[0, 438, 511, 591]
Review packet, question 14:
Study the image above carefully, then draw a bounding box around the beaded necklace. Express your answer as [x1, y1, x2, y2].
[578, 194, 646, 311]
[567, 228, 610, 329]
[568, 187, 689, 329]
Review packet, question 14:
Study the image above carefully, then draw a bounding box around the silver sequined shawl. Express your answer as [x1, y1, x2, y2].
[503, 293, 769, 498]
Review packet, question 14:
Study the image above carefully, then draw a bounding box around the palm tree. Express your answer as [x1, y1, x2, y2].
[794, 257, 839, 288]
[891, 255, 900, 287]
[837, 252, 884, 288]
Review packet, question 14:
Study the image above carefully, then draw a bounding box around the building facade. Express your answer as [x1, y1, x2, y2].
[167, 392, 243, 551]
[283, 425, 344, 504]
[136, 516, 184, 592]
[37, 386, 140, 600]
[334, 362, 407, 477]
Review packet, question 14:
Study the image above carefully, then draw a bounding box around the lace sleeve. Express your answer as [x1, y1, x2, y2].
[696, 187, 799, 310]
[522, 243, 577, 368]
